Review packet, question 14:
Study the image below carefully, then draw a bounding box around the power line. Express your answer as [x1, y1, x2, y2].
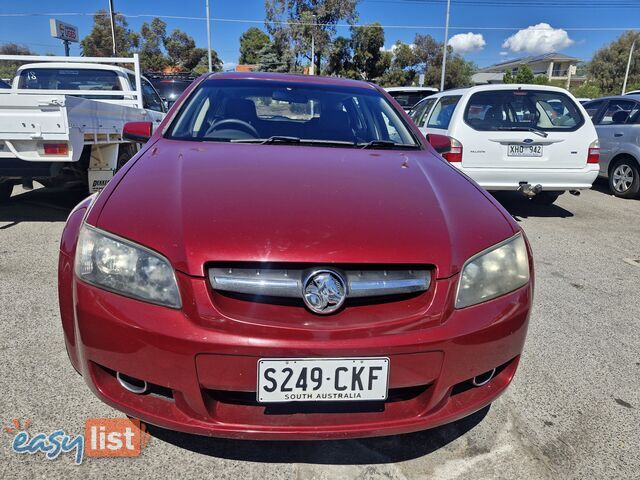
[0, 11, 639, 31]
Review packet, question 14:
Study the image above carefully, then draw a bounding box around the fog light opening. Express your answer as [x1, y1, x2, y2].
[116, 372, 148, 394]
[472, 368, 496, 387]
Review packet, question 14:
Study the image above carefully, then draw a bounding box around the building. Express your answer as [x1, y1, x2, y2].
[472, 53, 585, 87]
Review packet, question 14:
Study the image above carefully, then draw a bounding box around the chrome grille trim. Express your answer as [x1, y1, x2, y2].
[209, 267, 431, 299]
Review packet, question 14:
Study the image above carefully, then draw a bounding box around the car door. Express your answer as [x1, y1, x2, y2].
[443, 89, 588, 170]
[421, 95, 461, 135]
[592, 99, 640, 175]
[410, 97, 437, 133]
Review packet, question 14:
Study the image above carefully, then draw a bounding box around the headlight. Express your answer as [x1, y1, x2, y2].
[75, 225, 181, 308]
[455, 233, 530, 309]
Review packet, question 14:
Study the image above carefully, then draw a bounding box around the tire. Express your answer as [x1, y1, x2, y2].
[530, 191, 562, 205]
[116, 144, 138, 172]
[609, 158, 640, 199]
[0, 181, 14, 203]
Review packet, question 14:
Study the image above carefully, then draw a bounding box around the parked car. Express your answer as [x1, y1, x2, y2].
[59, 72, 533, 440]
[583, 95, 640, 198]
[147, 73, 196, 109]
[0, 79, 10, 88]
[385, 86, 438, 111]
[410, 85, 600, 205]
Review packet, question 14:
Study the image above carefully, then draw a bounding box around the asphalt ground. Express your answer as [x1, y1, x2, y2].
[0, 181, 638, 479]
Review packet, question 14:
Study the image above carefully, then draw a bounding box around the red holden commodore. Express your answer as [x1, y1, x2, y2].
[58, 72, 533, 440]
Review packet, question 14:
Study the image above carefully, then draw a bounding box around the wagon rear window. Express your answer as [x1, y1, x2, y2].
[18, 68, 122, 91]
[464, 90, 584, 131]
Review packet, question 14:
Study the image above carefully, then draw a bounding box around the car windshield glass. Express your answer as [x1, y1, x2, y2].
[388, 90, 436, 108]
[152, 80, 193, 100]
[464, 90, 584, 131]
[167, 79, 419, 148]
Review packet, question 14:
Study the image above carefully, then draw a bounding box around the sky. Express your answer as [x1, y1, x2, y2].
[0, 0, 639, 70]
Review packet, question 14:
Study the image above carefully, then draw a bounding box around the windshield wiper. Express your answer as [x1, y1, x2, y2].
[496, 126, 548, 138]
[232, 137, 357, 147]
[358, 140, 419, 150]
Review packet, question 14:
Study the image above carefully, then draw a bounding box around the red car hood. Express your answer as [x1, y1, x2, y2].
[93, 139, 516, 278]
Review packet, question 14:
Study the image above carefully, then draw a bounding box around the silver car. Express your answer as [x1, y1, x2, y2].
[584, 96, 640, 198]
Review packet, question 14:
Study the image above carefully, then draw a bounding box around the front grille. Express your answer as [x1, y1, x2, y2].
[209, 264, 431, 303]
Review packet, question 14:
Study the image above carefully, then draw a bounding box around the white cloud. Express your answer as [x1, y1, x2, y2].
[223, 61, 238, 72]
[499, 51, 509, 56]
[502, 23, 574, 55]
[447, 32, 486, 54]
[380, 43, 415, 53]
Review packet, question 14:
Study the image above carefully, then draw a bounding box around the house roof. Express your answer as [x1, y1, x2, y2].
[480, 52, 579, 72]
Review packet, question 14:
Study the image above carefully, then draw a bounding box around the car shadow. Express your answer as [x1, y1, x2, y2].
[145, 405, 489, 464]
[491, 192, 574, 220]
[0, 185, 88, 229]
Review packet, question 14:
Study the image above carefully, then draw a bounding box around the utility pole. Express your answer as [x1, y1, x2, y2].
[622, 38, 636, 95]
[310, 14, 317, 75]
[206, 0, 213, 72]
[440, 0, 451, 92]
[108, 0, 117, 56]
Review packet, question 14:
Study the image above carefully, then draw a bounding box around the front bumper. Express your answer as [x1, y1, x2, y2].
[62, 265, 531, 440]
[455, 164, 600, 191]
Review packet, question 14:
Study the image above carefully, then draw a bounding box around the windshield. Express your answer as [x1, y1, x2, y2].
[167, 79, 419, 148]
[388, 90, 437, 109]
[151, 80, 193, 101]
[464, 90, 584, 132]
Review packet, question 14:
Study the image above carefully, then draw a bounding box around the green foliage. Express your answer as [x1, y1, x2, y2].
[256, 42, 293, 73]
[165, 29, 220, 72]
[570, 83, 601, 99]
[588, 31, 640, 95]
[350, 23, 389, 81]
[325, 36, 357, 77]
[515, 65, 535, 83]
[265, 0, 360, 72]
[377, 68, 416, 87]
[239, 28, 271, 65]
[80, 9, 139, 57]
[0, 43, 34, 80]
[140, 18, 168, 71]
[503, 70, 514, 83]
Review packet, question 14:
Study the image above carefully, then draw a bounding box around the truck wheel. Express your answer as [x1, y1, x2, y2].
[116, 144, 138, 172]
[531, 191, 561, 205]
[609, 158, 640, 199]
[0, 181, 14, 203]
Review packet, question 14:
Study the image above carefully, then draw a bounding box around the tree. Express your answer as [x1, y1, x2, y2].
[503, 70, 515, 83]
[256, 42, 293, 73]
[571, 83, 601, 99]
[393, 41, 417, 70]
[378, 68, 415, 87]
[351, 23, 389, 81]
[326, 36, 356, 77]
[139, 18, 167, 71]
[165, 29, 221, 72]
[588, 31, 640, 95]
[515, 65, 535, 83]
[265, 0, 360, 73]
[239, 28, 271, 64]
[0, 43, 34, 79]
[80, 9, 139, 57]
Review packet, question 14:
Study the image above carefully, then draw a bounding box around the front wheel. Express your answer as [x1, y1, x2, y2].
[609, 158, 640, 198]
[0, 180, 14, 203]
[530, 191, 562, 205]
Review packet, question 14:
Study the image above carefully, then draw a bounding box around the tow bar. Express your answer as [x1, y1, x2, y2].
[517, 182, 542, 197]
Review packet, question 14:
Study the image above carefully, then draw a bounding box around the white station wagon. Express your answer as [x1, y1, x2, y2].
[410, 85, 600, 205]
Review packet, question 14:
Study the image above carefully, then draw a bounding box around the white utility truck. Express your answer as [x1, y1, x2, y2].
[0, 54, 167, 203]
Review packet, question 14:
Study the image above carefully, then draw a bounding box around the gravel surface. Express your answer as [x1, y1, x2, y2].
[0, 181, 638, 479]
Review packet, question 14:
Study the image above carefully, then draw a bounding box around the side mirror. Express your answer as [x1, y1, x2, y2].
[123, 122, 153, 143]
[426, 134, 451, 154]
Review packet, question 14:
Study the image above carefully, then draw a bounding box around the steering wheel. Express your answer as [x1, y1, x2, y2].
[205, 119, 259, 138]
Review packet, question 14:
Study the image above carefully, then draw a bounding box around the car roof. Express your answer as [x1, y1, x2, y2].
[205, 71, 378, 90]
[384, 86, 439, 92]
[585, 94, 640, 102]
[16, 63, 136, 76]
[428, 84, 578, 98]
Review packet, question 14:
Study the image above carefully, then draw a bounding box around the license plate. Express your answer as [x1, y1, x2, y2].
[257, 357, 389, 403]
[508, 144, 543, 157]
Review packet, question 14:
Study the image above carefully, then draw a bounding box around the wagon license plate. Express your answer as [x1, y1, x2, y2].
[508, 144, 543, 157]
[257, 357, 389, 403]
